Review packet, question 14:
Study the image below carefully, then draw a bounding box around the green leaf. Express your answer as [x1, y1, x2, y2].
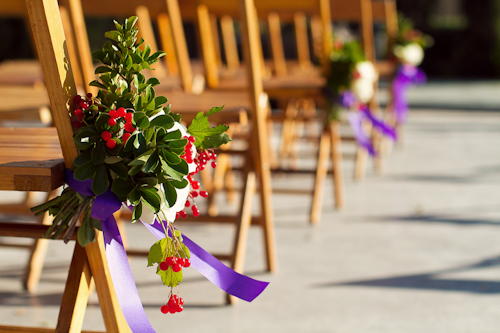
[140, 188, 161, 213]
[128, 164, 143, 176]
[161, 150, 181, 165]
[129, 149, 153, 166]
[137, 177, 158, 188]
[95, 113, 111, 133]
[74, 127, 100, 150]
[133, 112, 150, 129]
[107, 161, 129, 179]
[142, 150, 159, 173]
[154, 96, 168, 107]
[148, 240, 163, 266]
[125, 16, 138, 30]
[89, 80, 107, 90]
[170, 158, 188, 175]
[92, 50, 105, 61]
[73, 161, 97, 181]
[104, 30, 121, 42]
[187, 107, 231, 149]
[200, 132, 231, 149]
[104, 156, 123, 164]
[170, 178, 188, 189]
[74, 152, 92, 166]
[159, 157, 184, 182]
[77, 213, 95, 247]
[91, 141, 107, 165]
[157, 265, 183, 287]
[128, 187, 141, 205]
[162, 129, 182, 141]
[146, 77, 160, 86]
[132, 200, 142, 221]
[111, 177, 135, 201]
[163, 181, 177, 207]
[95, 66, 113, 74]
[150, 114, 174, 129]
[92, 164, 109, 196]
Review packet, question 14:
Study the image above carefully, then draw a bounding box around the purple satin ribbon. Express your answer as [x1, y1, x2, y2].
[393, 64, 426, 124]
[338, 90, 356, 109]
[347, 111, 375, 156]
[359, 106, 397, 141]
[64, 171, 269, 331]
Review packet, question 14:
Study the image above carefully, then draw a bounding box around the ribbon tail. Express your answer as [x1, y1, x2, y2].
[102, 216, 156, 333]
[347, 111, 375, 156]
[361, 108, 397, 141]
[143, 220, 269, 302]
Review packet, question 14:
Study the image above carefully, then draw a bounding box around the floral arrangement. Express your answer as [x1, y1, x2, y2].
[31, 17, 231, 315]
[325, 36, 379, 120]
[393, 14, 433, 66]
[391, 14, 432, 124]
[325, 35, 396, 154]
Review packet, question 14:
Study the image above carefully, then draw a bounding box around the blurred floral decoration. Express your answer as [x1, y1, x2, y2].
[391, 14, 433, 124]
[325, 36, 396, 155]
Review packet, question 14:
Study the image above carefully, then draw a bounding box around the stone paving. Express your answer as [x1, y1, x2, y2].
[0, 81, 499, 332]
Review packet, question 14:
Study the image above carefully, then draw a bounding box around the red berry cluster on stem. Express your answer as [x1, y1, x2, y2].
[159, 256, 191, 272]
[160, 294, 184, 314]
[177, 136, 217, 219]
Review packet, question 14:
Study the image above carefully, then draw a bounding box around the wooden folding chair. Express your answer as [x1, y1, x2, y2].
[188, 0, 345, 224]
[0, 0, 131, 331]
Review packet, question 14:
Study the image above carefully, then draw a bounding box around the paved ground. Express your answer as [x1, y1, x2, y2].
[0, 81, 499, 332]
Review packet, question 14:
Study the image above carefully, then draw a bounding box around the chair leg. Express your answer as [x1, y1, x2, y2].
[227, 169, 256, 304]
[23, 191, 56, 292]
[330, 121, 345, 209]
[55, 243, 93, 332]
[85, 232, 131, 333]
[310, 130, 331, 225]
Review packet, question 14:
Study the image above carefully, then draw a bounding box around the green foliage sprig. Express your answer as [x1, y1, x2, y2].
[396, 13, 434, 49]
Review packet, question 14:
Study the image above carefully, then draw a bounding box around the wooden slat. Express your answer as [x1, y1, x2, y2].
[0, 327, 102, 333]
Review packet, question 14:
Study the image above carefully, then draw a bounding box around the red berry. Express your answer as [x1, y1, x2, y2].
[191, 181, 200, 190]
[165, 257, 173, 266]
[159, 262, 169, 271]
[179, 297, 184, 305]
[190, 191, 198, 198]
[179, 211, 187, 218]
[168, 307, 176, 314]
[122, 132, 131, 143]
[211, 161, 217, 168]
[109, 109, 118, 118]
[73, 95, 82, 103]
[117, 107, 126, 118]
[108, 118, 117, 127]
[176, 305, 184, 313]
[125, 122, 135, 133]
[161, 305, 169, 314]
[106, 139, 117, 149]
[101, 131, 112, 141]
[125, 112, 133, 122]
[185, 201, 191, 208]
[183, 259, 191, 268]
[175, 212, 180, 219]
[188, 136, 195, 143]
[73, 121, 82, 129]
[74, 108, 82, 116]
[200, 191, 208, 198]
[177, 258, 185, 266]
[192, 209, 200, 217]
[168, 297, 176, 308]
[172, 263, 182, 272]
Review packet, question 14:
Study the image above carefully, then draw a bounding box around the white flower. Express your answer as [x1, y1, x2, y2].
[354, 61, 378, 82]
[351, 79, 375, 103]
[140, 116, 197, 225]
[350, 61, 378, 103]
[394, 43, 424, 66]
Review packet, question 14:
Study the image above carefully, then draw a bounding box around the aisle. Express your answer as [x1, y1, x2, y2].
[0, 106, 499, 332]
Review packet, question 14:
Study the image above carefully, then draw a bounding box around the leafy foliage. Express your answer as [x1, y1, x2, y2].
[396, 13, 434, 48]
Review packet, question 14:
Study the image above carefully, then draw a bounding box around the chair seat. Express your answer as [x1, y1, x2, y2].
[0, 60, 45, 85]
[0, 127, 64, 191]
[165, 90, 250, 123]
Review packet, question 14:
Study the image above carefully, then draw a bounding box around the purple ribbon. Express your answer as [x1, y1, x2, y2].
[393, 64, 426, 124]
[338, 90, 356, 109]
[64, 171, 269, 331]
[359, 106, 397, 141]
[347, 111, 375, 156]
